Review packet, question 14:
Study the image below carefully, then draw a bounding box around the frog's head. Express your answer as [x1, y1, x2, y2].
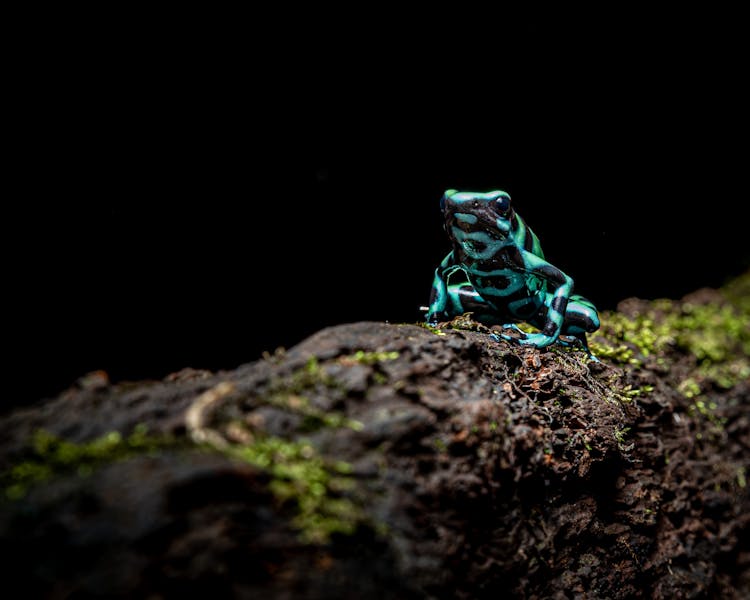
[440, 189, 515, 258]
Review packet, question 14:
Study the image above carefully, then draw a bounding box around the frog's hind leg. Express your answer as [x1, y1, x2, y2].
[561, 294, 600, 359]
[562, 294, 600, 334]
[492, 296, 544, 342]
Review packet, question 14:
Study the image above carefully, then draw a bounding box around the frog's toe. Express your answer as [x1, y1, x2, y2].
[517, 333, 555, 348]
[494, 324, 527, 342]
[490, 332, 517, 343]
[564, 333, 599, 362]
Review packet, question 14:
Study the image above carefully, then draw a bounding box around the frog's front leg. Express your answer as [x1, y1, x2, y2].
[426, 251, 463, 323]
[506, 254, 573, 348]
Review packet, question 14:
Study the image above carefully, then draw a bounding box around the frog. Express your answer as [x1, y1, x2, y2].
[425, 189, 600, 357]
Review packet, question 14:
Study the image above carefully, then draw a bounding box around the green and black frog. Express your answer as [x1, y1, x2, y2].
[426, 189, 600, 357]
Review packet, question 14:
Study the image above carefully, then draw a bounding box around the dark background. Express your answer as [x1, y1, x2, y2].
[7, 11, 748, 411]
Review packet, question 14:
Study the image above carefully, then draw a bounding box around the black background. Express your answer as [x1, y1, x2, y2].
[7, 11, 748, 411]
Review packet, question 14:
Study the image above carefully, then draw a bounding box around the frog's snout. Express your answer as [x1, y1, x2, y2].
[440, 189, 458, 211]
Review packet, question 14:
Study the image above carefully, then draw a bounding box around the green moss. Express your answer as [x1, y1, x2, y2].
[3, 425, 175, 501]
[229, 436, 364, 544]
[346, 350, 400, 365]
[263, 358, 363, 432]
[266, 391, 363, 432]
[588, 339, 637, 365]
[721, 271, 750, 315]
[614, 426, 631, 448]
[590, 273, 749, 390]
[590, 310, 673, 364]
[675, 302, 749, 363]
[180, 357, 376, 543]
[433, 437, 448, 453]
[618, 385, 654, 401]
[417, 322, 446, 336]
[294, 357, 337, 391]
[688, 397, 727, 431]
[678, 378, 701, 399]
[210, 357, 373, 542]
[4, 426, 367, 545]
[699, 360, 750, 390]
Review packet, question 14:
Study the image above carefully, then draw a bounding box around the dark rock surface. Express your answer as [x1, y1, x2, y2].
[1, 280, 748, 599]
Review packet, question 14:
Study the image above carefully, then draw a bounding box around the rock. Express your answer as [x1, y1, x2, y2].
[1, 274, 748, 599]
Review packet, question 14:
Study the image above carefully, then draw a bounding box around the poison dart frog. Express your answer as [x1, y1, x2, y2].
[426, 189, 600, 357]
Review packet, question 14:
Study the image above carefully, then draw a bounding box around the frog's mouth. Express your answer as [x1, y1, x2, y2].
[482, 227, 504, 241]
[452, 219, 505, 241]
[463, 239, 488, 253]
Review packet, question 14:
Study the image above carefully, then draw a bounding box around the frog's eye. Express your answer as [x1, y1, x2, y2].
[493, 195, 511, 214]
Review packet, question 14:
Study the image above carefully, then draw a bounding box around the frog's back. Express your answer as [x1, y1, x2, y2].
[513, 212, 544, 259]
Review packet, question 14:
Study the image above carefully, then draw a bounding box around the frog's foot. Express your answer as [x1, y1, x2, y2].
[425, 309, 450, 326]
[492, 328, 555, 349]
[490, 323, 526, 343]
[514, 332, 556, 348]
[576, 335, 600, 362]
[490, 323, 526, 342]
[557, 335, 580, 348]
[559, 334, 600, 362]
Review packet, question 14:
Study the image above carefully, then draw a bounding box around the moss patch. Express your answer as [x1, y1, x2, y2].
[590, 272, 749, 390]
[259, 358, 363, 432]
[2, 425, 176, 501]
[187, 359, 374, 544]
[417, 322, 447, 336]
[341, 350, 400, 365]
[589, 302, 675, 365]
[229, 436, 364, 544]
[4, 423, 368, 545]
